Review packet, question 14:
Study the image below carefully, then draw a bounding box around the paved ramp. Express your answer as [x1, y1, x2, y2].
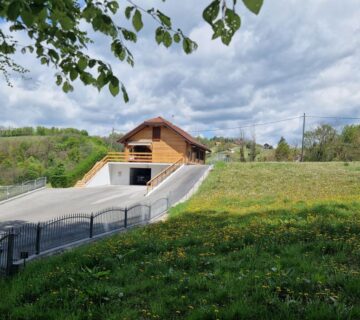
[0, 165, 209, 231]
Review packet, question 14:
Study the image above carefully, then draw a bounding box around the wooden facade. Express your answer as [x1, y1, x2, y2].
[119, 117, 210, 164]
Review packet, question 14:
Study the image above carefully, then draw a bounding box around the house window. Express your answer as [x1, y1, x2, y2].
[152, 127, 161, 140]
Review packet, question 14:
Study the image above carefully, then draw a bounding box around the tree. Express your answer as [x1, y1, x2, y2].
[238, 129, 246, 162]
[248, 126, 257, 161]
[304, 124, 337, 161]
[0, 0, 264, 101]
[275, 137, 290, 161]
[339, 125, 360, 161]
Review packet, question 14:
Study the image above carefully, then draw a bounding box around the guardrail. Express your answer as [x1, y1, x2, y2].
[0, 177, 47, 202]
[146, 158, 184, 194]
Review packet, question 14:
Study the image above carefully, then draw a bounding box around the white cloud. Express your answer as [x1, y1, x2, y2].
[0, 0, 359, 144]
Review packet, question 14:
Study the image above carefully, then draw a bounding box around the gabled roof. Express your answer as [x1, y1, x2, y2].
[118, 116, 211, 152]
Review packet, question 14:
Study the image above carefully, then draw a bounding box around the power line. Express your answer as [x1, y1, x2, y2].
[112, 114, 360, 135]
[307, 115, 360, 120]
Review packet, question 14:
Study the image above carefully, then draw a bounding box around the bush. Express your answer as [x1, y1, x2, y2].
[49, 175, 68, 188]
[66, 149, 107, 187]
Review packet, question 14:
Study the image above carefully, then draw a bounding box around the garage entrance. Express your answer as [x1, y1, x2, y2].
[130, 168, 152, 185]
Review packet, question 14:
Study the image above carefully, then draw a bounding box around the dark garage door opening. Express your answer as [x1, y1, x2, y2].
[130, 168, 152, 185]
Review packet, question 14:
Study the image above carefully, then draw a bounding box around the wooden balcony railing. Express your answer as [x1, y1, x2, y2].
[106, 152, 152, 163]
[74, 152, 152, 187]
[146, 157, 184, 193]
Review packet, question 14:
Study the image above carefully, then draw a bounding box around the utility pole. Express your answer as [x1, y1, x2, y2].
[301, 113, 306, 162]
[110, 127, 115, 150]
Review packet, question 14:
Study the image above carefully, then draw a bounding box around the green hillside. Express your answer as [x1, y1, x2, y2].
[0, 128, 110, 187]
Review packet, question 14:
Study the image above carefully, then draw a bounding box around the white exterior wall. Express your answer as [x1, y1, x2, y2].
[85, 162, 170, 187]
[86, 163, 111, 187]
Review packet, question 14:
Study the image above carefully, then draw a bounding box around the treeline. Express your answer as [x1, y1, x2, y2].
[0, 126, 89, 137]
[201, 123, 360, 162]
[304, 124, 360, 161]
[274, 124, 360, 161]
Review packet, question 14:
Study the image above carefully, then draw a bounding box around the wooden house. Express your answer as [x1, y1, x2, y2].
[75, 117, 210, 188]
[118, 117, 210, 164]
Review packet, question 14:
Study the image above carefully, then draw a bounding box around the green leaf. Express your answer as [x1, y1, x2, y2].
[7, 1, 21, 20]
[107, 1, 119, 14]
[224, 9, 241, 32]
[88, 59, 96, 68]
[157, 10, 171, 28]
[40, 57, 48, 65]
[121, 84, 129, 103]
[182, 38, 193, 54]
[211, 19, 225, 40]
[132, 9, 143, 32]
[163, 32, 172, 48]
[56, 75, 63, 86]
[97, 72, 108, 90]
[80, 72, 93, 85]
[109, 77, 120, 97]
[242, 0, 264, 15]
[202, 0, 220, 25]
[155, 27, 164, 44]
[173, 33, 181, 43]
[48, 49, 59, 62]
[77, 57, 87, 71]
[21, 10, 35, 27]
[60, 16, 74, 31]
[62, 81, 73, 93]
[221, 29, 234, 46]
[70, 69, 78, 81]
[125, 6, 134, 19]
[121, 29, 137, 42]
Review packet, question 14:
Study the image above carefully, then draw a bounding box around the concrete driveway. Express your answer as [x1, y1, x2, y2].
[0, 186, 146, 230]
[0, 165, 210, 231]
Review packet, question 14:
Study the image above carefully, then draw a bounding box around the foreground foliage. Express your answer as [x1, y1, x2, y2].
[0, 0, 263, 99]
[0, 162, 359, 319]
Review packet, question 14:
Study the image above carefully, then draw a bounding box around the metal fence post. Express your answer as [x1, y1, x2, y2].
[35, 223, 41, 255]
[89, 214, 94, 238]
[124, 208, 128, 228]
[6, 231, 14, 276]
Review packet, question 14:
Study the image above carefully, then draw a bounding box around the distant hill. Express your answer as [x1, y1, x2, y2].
[0, 127, 119, 187]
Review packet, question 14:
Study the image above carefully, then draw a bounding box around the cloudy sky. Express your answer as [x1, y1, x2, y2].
[1, 0, 360, 145]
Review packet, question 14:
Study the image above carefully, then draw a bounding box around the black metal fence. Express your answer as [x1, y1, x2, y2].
[0, 197, 170, 276]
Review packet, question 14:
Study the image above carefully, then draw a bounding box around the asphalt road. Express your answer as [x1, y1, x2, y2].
[0, 165, 209, 231]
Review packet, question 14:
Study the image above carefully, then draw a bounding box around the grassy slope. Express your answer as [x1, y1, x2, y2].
[1, 162, 360, 319]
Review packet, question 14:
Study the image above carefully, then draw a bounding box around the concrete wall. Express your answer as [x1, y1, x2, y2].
[86, 162, 169, 187]
[86, 163, 111, 187]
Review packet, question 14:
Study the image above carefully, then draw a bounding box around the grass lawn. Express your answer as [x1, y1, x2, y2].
[1, 162, 360, 319]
